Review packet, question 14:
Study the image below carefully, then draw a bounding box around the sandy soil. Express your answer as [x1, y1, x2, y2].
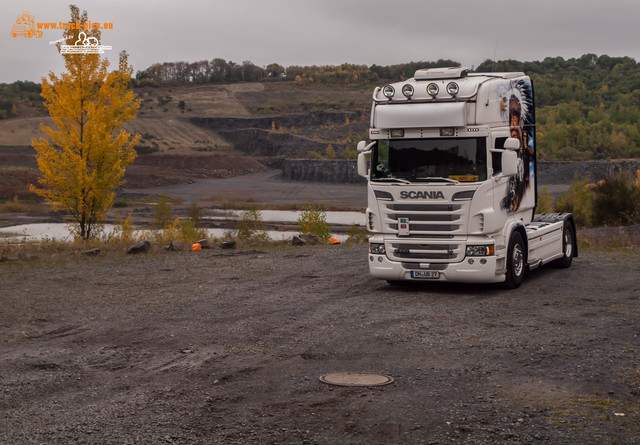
[1, 245, 639, 444]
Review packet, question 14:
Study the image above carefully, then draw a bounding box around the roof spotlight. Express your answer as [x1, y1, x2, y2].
[446, 82, 459, 96]
[401, 84, 414, 98]
[382, 85, 395, 99]
[427, 83, 439, 97]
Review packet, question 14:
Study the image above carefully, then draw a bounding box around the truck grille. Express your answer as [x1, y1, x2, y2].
[383, 201, 469, 263]
[384, 202, 466, 236]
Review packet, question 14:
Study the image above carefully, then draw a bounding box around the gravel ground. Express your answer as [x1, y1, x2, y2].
[1, 245, 639, 444]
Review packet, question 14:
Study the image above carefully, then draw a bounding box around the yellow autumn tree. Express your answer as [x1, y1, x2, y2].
[30, 5, 140, 239]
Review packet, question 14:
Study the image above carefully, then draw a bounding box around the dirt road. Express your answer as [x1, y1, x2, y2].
[1, 246, 639, 444]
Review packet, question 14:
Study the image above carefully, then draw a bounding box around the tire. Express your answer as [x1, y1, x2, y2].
[552, 221, 574, 268]
[504, 230, 526, 289]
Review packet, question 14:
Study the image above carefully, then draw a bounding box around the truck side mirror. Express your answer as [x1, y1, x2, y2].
[357, 152, 369, 178]
[357, 141, 367, 152]
[504, 137, 521, 151]
[501, 150, 518, 177]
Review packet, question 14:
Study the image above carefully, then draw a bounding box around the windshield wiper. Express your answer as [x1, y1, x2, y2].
[371, 177, 412, 184]
[413, 177, 460, 184]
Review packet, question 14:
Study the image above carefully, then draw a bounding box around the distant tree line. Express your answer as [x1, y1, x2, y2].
[476, 55, 640, 160]
[0, 81, 42, 119]
[2, 54, 640, 160]
[131, 59, 460, 87]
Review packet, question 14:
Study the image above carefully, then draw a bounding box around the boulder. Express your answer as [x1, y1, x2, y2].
[127, 240, 151, 254]
[292, 235, 306, 246]
[220, 240, 236, 250]
[165, 241, 184, 252]
[292, 234, 319, 246]
[194, 238, 211, 249]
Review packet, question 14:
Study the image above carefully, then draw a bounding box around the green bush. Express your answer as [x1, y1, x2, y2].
[297, 204, 331, 243]
[154, 194, 173, 229]
[146, 217, 207, 246]
[555, 175, 594, 227]
[536, 186, 554, 214]
[236, 206, 269, 242]
[325, 144, 335, 160]
[346, 224, 369, 244]
[187, 202, 202, 227]
[343, 146, 357, 160]
[592, 171, 640, 226]
[306, 150, 324, 160]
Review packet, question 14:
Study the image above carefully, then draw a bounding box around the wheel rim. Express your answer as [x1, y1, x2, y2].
[564, 229, 573, 258]
[513, 243, 524, 276]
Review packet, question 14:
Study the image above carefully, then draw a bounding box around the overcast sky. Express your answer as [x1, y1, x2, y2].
[2, 0, 639, 83]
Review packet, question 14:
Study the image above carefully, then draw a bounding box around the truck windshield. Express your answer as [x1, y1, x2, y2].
[370, 138, 487, 183]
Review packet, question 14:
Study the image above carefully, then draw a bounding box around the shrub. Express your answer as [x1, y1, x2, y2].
[113, 198, 128, 208]
[536, 186, 554, 214]
[307, 150, 324, 160]
[325, 144, 335, 160]
[592, 171, 640, 226]
[555, 175, 594, 227]
[343, 146, 357, 160]
[346, 224, 369, 244]
[2, 195, 24, 212]
[298, 204, 331, 243]
[112, 213, 136, 244]
[236, 206, 269, 242]
[154, 194, 173, 228]
[187, 202, 202, 227]
[155, 217, 207, 245]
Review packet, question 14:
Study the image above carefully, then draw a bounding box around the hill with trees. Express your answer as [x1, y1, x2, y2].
[1, 54, 639, 161]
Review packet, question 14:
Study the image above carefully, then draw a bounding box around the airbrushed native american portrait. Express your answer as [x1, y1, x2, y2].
[500, 79, 535, 213]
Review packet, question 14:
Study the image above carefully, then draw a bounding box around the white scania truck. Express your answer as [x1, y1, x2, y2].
[357, 67, 577, 288]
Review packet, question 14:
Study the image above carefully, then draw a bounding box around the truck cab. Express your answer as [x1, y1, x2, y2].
[358, 67, 576, 288]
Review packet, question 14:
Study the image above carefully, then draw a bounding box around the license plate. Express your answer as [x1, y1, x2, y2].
[411, 270, 440, 279]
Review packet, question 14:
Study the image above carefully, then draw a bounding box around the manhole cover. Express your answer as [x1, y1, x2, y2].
[319, 372, 394, 387]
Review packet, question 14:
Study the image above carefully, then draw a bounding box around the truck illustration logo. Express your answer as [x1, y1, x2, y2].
[60, 31, 112, 54]
[11, 11, 43, 38]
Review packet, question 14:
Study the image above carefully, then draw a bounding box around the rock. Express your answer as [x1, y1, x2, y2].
[194, 238, 211, 249]
[220, 240, 236, 250]
[82, 248, 101, 256]
[293, 234, 319, 246]
[165, 241, 183, 252]
[292, 235, 306, 246]
[127, 240, 151, 254]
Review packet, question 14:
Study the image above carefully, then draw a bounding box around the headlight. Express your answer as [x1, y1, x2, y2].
[427, 83, 439, 97]
[465, 245, 495, 256]
[369, 243, 386, 255]
[382, 85, 395, 99]
[446, 82, 459, 96]
[401, 84, 414, 98]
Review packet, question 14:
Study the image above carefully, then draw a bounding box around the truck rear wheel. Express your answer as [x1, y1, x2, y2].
[504, 231, 525, 289]
[552, 221, 574, 268]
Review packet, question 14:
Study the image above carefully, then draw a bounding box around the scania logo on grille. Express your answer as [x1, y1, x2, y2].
[400, 191, 445, 199]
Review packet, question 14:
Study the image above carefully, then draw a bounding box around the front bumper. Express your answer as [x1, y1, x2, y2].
[368, 253, 505, 284]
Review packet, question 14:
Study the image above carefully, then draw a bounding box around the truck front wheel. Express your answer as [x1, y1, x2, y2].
[504, 231, 525, 289]
[552, 221, 574, 269]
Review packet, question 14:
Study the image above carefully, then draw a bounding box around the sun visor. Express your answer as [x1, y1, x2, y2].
[373, 102, 467, 129]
